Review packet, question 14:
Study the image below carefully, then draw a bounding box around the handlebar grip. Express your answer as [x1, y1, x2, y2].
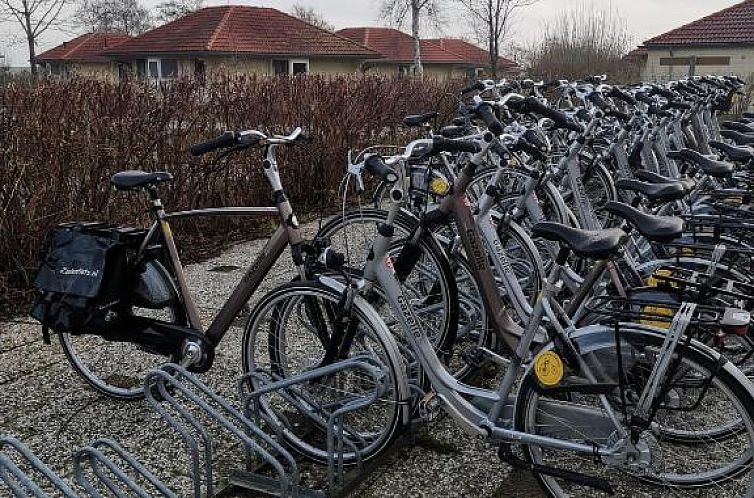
[588, 92, 609, 110]
[474, 103, 504, 135]
[431, 137, 481, 155]
[190, 131, 237, 156]
[649, 86, 676, 100]
[663, 101, 691, 111]
[461, 80, 487, 95]
[635, 92, 654, 105]
[522, 96, 584, 133]
[607, 109, 631, 121]
[364, 155, 399, 183]
[607, 87, 637, 106]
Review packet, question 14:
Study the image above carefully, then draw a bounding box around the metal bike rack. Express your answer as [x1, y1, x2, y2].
[0, 436, 79, 497]
[238, 355, 390, 496]
[73, 439, 177, 498]
[3, 360, 394, 498]
[144, 363, 304, 498]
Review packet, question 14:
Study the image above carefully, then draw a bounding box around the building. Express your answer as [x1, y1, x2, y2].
[35, 32, 132, 81]
[337, 27, 517, 79]
[641, 0, 754, 81]
[425, 38, 519, 77]
[101, 5, 379, 81]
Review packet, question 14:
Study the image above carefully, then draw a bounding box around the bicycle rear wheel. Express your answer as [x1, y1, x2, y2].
[241, 279, 409, 464]
[514, 327, 754, 497]
[60, 261, 185, 400]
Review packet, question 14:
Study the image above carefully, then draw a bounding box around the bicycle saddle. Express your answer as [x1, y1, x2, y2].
[603, 201, 683, 243]
[709, 140, 754, 163]
[634, 170, 696, 193]
[721, 129, 754, 146]
[614, 179, 686, 203]
[721, 121, 754, 134]
[531, 222, 626, 259]
[111, 170, 174, 191]
[439, 125, 465, 138]
[403, 111, 439, 127]
[666, 149, 734, 178]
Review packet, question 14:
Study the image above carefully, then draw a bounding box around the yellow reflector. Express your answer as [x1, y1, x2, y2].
[534, 351, 564, 387]
[429, 177, 450, 196]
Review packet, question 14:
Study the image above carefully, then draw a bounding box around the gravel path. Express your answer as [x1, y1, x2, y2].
[0, 222, 545, 497]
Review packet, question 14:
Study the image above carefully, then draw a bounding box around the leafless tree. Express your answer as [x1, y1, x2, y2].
[456, 0, 538, 78]
[0, 0, 74, 74]
[380, 0, 443, 77]
[75, 0, 151, 35]
[291, 3, 334, 31]
[523, 5, 634, 82]
[155, 0, 202, 24]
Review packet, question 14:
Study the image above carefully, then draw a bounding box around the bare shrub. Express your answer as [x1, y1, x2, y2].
[0, 75, 457, 314]
[521, 4, 635, 83]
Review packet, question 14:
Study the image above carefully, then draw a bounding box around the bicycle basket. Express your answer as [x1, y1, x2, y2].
[30, 222, 147, 336]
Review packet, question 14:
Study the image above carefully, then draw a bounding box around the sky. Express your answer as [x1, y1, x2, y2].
[0, 0, 744, 66]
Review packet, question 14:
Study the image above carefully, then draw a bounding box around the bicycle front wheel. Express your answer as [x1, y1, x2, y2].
[241, 279, 409, 464]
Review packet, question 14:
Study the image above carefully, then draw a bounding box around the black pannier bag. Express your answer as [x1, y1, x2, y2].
[30, 222, 148, 342]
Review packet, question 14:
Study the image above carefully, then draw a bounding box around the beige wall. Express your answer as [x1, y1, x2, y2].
[643, 46, 754, 81]
[364, 62, 468, 80]
[204, 56, 361, 76]
[72, 62, 119, 82]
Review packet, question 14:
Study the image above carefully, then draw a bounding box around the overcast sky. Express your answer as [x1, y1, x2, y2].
[0, 0, 743, 66]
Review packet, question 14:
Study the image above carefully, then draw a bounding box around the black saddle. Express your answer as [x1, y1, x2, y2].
[532, 222, 626, 259]
[634, 170, 695, 193]
[403, 111, 438, 127]
[744, 112, 754, 119]
[666, 149, 734, 178]
[603, 201, 683, 243]
[111, 170, 173, 191]
[439, 125, 465, 138]
[709, 140, 754, 163]
[614, 179, 686, 203]
[721, 121, 754, 134]
[721, 129, 754, 146]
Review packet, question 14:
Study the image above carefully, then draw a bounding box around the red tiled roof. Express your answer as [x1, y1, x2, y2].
[37, 32, 132, 63]
[425, 38, 519, 69]
[336, 27, 470, 64]
[103, 6, 379, 58]
[644, 0, 754, 47]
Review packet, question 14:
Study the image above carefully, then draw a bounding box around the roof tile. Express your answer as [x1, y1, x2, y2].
[37, 32, 132, 63]
[337, 27, 469, 64]
[644, 0, 754, 46]
[104, 6, 379, 58]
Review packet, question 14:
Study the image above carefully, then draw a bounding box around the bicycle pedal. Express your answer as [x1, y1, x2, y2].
[497, 444, 528, 470]
[462, 346, 485, 369]
[418, 391, 442, 422]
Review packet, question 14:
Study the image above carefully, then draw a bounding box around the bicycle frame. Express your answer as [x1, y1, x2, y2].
[137, 144, 306, 346]
[358, 179, 630, 458]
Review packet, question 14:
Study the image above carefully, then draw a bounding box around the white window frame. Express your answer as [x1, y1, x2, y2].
[289, 58, 309, 75]
[147, 58, 179, 81]
[272, 58, 310, 75]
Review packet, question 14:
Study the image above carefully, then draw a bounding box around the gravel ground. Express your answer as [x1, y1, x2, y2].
[0, 221, 546, 497]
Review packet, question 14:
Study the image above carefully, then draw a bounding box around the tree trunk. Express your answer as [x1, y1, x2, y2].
[411, 1, 423, 77]
[487, 0, 496, 78]
[23, 9, 37, 75]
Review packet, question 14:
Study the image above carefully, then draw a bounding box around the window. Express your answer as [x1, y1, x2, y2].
[147, 58, 179, 81]
[272, 59, 309, 76]
[194, 59, 206, 84]
[272, 59, 289, 76]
